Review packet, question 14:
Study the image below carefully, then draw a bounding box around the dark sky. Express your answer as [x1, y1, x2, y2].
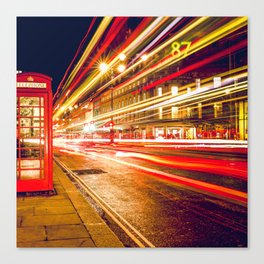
[17, 17, 94, 95]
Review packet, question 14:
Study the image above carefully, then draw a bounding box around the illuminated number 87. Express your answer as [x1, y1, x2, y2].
[171, 41, 192, 58]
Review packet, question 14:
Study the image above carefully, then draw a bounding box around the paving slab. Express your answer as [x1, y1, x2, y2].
[17, 227, 46, 242]
[17, 206, 34, 216]
[16, 161, 124, 248]
[21, 214, 81, 227]
[46, 224, 90, 240]
[34, 205, 76, 215]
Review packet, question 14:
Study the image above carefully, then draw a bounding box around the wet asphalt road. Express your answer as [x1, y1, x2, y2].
[54, 144, 247, 247]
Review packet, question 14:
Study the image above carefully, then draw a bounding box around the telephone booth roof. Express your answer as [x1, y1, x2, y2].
[17, 72, 52, 91]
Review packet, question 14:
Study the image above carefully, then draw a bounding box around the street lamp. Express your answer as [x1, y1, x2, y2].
[98, 62, 115, 143]
[141, 54, 148, 61]
[118, 53, 126, 61]
[99, 62, 108, 73]
[117, 64, 126, 73]
[99, 60, 126, 144]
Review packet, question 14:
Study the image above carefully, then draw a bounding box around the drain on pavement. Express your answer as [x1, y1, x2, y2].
[72, 169, 106, 175]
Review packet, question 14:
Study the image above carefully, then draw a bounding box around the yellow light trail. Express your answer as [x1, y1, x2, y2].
[55, 67, 247, 130]
[92, 73, 247, 120]
[76, 16, 246, 113]
[108, 17, 247, 92]
[53, 17, 208, 120]
[113, 84, 247, 124]
[139, 80, 248, 112]
[53, 17, 247, 124]
[53, 17, 170, 119]
[59, 17, 113, 95]
[86, 17, 209, 100]
[60, 77, 247, 131]
[122, 17, 169, 56]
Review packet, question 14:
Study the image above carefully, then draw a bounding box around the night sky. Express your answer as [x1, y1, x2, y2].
[17, 17, 94, 95]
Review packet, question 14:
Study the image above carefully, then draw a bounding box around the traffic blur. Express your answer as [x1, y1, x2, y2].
[53, 141, 247, 247]
[53, 137, 247, 204]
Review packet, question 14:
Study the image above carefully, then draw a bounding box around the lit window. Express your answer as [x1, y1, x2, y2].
[196, 79, 200, 89]
[214, 103, 222, 118]
[171, 86, 178, 95]
[198, 103, 202, 118]
[214, 77, 221, 88]
[171, 107, 178, 119]
[158, 87, 162, 96]
[187, 107, 191, 117]
[159, 107, 162, 119]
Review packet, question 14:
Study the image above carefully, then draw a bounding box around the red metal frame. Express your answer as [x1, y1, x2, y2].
[17, 72, 53, 192]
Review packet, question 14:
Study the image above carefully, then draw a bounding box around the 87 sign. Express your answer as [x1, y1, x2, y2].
[171, 41, 192, 58]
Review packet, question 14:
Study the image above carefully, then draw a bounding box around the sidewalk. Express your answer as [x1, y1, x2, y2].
[17, 161, 124, 248]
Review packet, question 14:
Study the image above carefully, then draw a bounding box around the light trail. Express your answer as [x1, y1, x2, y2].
[99, 17, 246, 97]
[86, 17, 209, 103]
[143, 144, 247, 149]
[53, 138, 247, 145]
[129, 17, 183, 65]
[115, 151, 247, 179]
[86, 59, 247, 127]
[139, 81, 247, 113]
[90, 68, 247, 123]
[53, 17, 211, 119]
[61, 75, 247, 130]
[122, 17, 168, 55]
[62, 17, 112, 90]
[53, 17, 97, 100]
[52, 17, 247, 142]
[53, 17, 113, 118]
[55, 17, 129, 107]
[53, 17, 158, 118]
[55, 149, 247, 205]
[142, 39, 247, 92]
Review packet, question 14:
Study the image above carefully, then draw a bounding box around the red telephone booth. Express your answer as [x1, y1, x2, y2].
[16, 72, 53, 192]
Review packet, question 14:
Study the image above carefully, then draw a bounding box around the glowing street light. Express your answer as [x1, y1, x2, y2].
[117, 64, 126, 73]
[118, 53, 126, 61]
[99, 62, 108, 73]
[141, 54, 148, 61]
